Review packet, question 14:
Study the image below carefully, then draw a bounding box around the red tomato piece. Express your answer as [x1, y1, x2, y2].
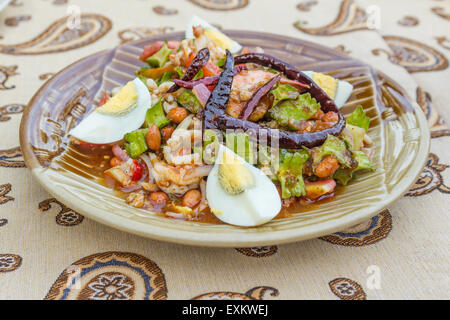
[131, 160, 144, 181]
[202, 61, 221, 77]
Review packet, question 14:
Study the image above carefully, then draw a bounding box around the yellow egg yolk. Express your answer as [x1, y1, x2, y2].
[204, 28, 235, 51]
[312, 72, 338, 99]
[96, 81, 138, 116]
[218, 150, 254, 195]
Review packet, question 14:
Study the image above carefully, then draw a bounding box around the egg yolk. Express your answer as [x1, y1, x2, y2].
[312, 72, 338, 99]
[204, 28, 235, 51]
[218, 151, 254, 195]
[96, 81, 138, 116]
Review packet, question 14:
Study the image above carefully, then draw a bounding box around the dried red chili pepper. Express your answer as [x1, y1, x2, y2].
[240, 74, 281, 121]
[206, 52, 347, 149]
[203, 50, 235, 129]
[167, 48, 210, 93]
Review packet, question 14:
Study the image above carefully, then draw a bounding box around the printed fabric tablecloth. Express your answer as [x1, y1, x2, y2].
[0, 0, 449, 300]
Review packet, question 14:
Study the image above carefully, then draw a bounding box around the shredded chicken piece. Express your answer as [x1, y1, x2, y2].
[126, 191, 146, 208]
[149, 154, 212, 196]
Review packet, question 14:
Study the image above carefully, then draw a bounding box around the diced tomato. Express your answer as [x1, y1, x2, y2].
[98, 91, 109, 106]
[131, 160, 144, 181]
[140, 41, 180, 61]
[185, 52, 195, 68]
[202, 61, 221, 77]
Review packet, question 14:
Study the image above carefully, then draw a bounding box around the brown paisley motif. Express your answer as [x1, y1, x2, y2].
[397, 16, 419, 27]
[9, 0, 23, 6]
[187, 0, 248, 11]
[334, 44, 351, 55]
[39, 72, 55, 81]
[294, 0, 369, 36]
[152, 6, 178, 15]
[436, 36, 450, 50]
[235, 246, 278, 257]
[329, 278, 366, 300]
[0, 103, 25, 122]
[406, 153, 450, 196]
[4, 15, 31, 27]
[0, 183, 13, 228]
[0, 146, 25, 168]
[0, 65, 19, 90]
[52, 0, 68, 5]
[192, 286, 279, 300]
[372, 36, 449, 73]
[0, 183, 14, 204]
[431, 7, 450, 20]
[416, 87, 450, 138]
[0, 14, 111, 55]
[39, 198, 84, 226]
[296, 0, 318, 11]
[118, 27, 174, 44]
[319, 210, 392, 246]
[45, 252, 167, 300]
[0, 254, 22, 273]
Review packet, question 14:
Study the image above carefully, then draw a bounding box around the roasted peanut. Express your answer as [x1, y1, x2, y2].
[167, 107, 188, 124]
[149, 191, 169, 205]
[315, 156, 339, 178]
[181, 189, 202, 208]
[161, 125, 175, 143]
[109, 157, 122, 167]
[145, 124, 161, 151]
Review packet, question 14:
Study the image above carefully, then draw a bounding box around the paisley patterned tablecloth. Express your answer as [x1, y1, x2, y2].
[0, 0, 449, 300]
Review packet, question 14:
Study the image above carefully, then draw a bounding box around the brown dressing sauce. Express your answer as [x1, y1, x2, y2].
[53, 140, 343, 225]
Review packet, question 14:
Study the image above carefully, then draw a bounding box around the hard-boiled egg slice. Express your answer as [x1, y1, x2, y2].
[70, 78, 151, 144]
[303, 71, 353, 109]
[185, 15, 242, 54]
[206, 145, 281, 227]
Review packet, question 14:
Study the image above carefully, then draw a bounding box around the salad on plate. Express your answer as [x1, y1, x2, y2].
[68, 16, 375, 227]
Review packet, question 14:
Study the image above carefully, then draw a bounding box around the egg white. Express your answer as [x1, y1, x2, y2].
[69, 78, 151, 144]
[206, 145, 281, 227]
[303, 71, 353, 109]
[185, 15, 242, 54]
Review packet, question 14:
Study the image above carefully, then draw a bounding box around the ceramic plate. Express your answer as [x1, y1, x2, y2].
[20, 31, 430, 247]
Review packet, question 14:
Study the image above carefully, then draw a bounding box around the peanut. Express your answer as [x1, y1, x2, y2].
[109, 157, 122, 167]
[181, 189, 202, 208]
[161, 125, 175, 143]
[149, 191, 169, 205]
[145, 124, 161, 151]
[167, 107, 188, 124]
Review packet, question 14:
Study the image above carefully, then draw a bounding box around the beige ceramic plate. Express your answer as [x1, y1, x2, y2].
[20, 31, 430, 247]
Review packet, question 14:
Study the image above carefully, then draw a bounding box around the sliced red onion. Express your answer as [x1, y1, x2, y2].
[193, 83, 211, 107]
[172, 65, 248, 90]
[112, 144, 129, 162]
[120, 184, 141, 193]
